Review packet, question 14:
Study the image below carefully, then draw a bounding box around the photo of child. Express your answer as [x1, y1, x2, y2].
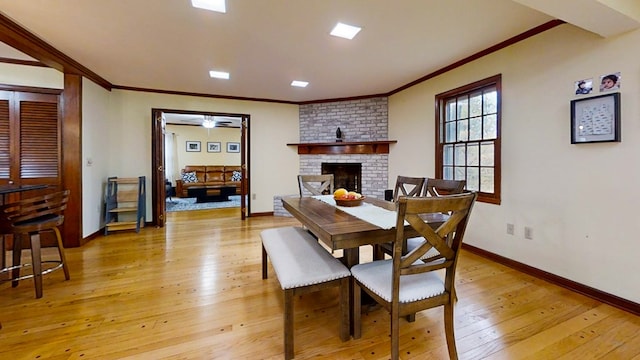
[599, 72, 620, 92]
[574, 78, 592, 95]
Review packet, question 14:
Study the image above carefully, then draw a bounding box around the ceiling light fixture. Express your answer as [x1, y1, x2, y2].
[291, 80, 309, 88]
[191, 0, 226, 13]
[330, 22, 361, 40]
[209, 70, 230, 79]
[202, 115, 215, 128]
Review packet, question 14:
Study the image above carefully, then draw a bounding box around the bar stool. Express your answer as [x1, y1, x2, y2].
[0, 190, 70, 298]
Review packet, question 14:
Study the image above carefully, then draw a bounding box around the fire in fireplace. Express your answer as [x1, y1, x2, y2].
[321, 163, 362, 193]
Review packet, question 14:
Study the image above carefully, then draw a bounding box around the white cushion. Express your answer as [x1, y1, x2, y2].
[351, 259, 444, 303]
[261, 227, 350, 290]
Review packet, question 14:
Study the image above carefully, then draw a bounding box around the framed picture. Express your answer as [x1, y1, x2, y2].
[207, 142, 221, 153]
[226, 142, 240, 153]
[570, 93, 620, 144]
[186, 141, 201, 152]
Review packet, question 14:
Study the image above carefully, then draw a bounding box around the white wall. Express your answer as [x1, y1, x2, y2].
[389, 24, 640, 303]
[0, 63, 62, 88]
[166, 124, 241, 175]
[82, 78, 112, 236]
[107, 89, 300, 215]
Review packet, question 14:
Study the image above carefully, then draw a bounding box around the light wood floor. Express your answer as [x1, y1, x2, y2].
[1, 208, 639, 359]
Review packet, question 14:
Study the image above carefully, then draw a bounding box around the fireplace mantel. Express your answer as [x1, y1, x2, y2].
[287, 140, 397, 155]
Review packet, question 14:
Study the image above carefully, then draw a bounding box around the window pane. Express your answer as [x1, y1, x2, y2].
[457, 96, 468, 119]
[446, 99, 456, 121]
[457, 119, 468, 142]
[480, 142, 494, 166]
[445, 122, 456, 142]
[469, 91, 483, 117]
[469, 116, 482, 140]
[467, 143, 479, 166]
[454, 144, 466, 166]
[467, 167, 479, 191]
[443, 145, 453, 165]
[455, 166, 466, 181]
[484, 87, 497, 114]
[480, 167, 494, 193]
[483, 114, 497, 139]
[443, 166, 453, 180]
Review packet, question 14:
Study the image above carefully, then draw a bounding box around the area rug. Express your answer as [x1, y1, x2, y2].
[166, 195, 241, 212]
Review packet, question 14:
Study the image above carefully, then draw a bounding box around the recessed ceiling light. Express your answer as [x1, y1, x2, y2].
[192, 0, 226, 13]
[291, 80, 309, 88]
[330, 22, 361, 40]
[209, 70, 230, 79]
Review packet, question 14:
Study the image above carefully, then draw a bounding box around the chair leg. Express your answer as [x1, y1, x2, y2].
[53, 227, 70, 280]
[444, 303, 459, 360]
[352, 279, 362, 339]
[11, 234, 23, 288]
[30, 233, 43, 299]
[284, 289, 294, 360]
[391, 303, 400, 360]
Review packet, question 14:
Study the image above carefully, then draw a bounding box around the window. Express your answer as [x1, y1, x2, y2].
[435, 74, 501, 204]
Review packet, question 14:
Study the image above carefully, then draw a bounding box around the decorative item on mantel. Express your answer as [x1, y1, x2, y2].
[336, 127, 343, 142]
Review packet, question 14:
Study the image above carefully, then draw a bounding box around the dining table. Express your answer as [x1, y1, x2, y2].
[281, 195, 447, 268]
[281, 195, 448, 335]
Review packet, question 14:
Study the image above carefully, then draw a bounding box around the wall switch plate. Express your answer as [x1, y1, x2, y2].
[507, 223, 514, 235]
[524, 227, 533, 239]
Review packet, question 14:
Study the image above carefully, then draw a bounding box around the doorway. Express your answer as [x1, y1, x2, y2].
[151, 108, 250, 228]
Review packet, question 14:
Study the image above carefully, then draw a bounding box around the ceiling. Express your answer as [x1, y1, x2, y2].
[0, 1, 638, 103]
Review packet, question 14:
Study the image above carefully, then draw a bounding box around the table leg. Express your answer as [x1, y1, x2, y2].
[343, 248, 360, 336]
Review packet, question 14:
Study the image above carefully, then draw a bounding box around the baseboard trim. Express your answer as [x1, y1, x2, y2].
[250, 211, 274, 217]
[462, 243, 640, 316]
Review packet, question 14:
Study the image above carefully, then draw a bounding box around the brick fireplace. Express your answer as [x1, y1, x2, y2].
[273, 96, 391, 216]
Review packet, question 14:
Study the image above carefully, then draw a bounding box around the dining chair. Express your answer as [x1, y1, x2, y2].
[374, 176, 426, 259]
[406, 178, 468, 256]
[423, 178, 466, 197]
[392, 176, 425, 202]
[351, 192, 477, 360]
[0, 190, 71, 298]
[297, 174, 334, 196]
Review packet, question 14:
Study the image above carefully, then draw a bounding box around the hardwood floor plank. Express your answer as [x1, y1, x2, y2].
[1, 209, 638, 359]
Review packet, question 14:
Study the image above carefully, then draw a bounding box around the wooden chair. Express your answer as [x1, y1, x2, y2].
[405, 178, 468, 256]
[297, 174, 334, 196]
[423, 178, 466, 197]
[374, 176, 425, 259]
[0, 190, 71, 298]
[351, 192, 477, 360]
[392, 176, 425, 202]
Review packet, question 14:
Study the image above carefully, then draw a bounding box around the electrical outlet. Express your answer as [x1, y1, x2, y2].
[252, 193, 256, 200]
[506, 223, 514, 235]
[524, 227, 533, 239]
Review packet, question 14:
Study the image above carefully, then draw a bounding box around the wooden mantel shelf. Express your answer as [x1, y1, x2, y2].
[287, 140, 397, 155]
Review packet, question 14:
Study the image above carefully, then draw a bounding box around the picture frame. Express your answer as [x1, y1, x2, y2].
[207, 142, 221, 153]
[570, 92, 620, 144]
[186, 141, 201, 152]
[226, 142, 240, 153]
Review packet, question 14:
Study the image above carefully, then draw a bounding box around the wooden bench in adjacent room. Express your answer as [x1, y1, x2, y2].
[260, 226, 350, 360]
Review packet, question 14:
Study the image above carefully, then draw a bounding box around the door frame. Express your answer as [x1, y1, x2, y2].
[150, 108, 250, 227]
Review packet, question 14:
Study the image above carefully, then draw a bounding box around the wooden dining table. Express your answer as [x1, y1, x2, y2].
[281, 195, 447, 335]
[281, 196, 447, 268]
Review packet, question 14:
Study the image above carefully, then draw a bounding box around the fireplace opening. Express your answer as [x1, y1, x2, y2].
[321, 163, 362, 193]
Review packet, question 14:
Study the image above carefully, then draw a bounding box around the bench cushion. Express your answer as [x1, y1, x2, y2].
[261, 227, 350, 290]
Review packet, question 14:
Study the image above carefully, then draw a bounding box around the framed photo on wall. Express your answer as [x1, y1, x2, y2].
[186, 141, 201, 152]
[207, 142, 221, 153]
[226, 142, 240, 153]
[570, 92, 620, 144]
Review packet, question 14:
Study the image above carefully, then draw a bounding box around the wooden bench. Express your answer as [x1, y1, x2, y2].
[261, 226, 350, 360]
